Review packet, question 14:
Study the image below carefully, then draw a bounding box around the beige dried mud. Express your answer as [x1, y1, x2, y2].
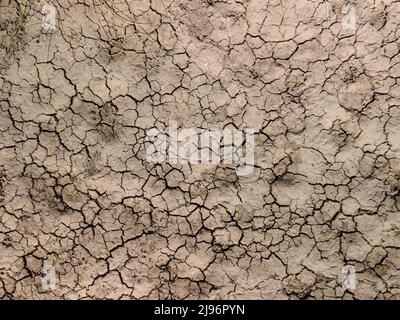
[0, 0, 400, 299]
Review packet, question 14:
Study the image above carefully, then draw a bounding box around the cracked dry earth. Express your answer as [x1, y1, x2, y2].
[0, 0, 400, 300]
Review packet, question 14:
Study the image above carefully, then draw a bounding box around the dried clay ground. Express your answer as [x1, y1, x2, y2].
[0, 0, 400, 299]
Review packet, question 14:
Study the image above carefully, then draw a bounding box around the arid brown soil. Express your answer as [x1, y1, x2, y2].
[1, 0, 400, 299]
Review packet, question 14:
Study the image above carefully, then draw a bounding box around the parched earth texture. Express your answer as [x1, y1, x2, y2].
[1, 0, 400, 300]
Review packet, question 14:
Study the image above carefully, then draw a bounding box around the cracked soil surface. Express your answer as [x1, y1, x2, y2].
[1, 0, 400, 299]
